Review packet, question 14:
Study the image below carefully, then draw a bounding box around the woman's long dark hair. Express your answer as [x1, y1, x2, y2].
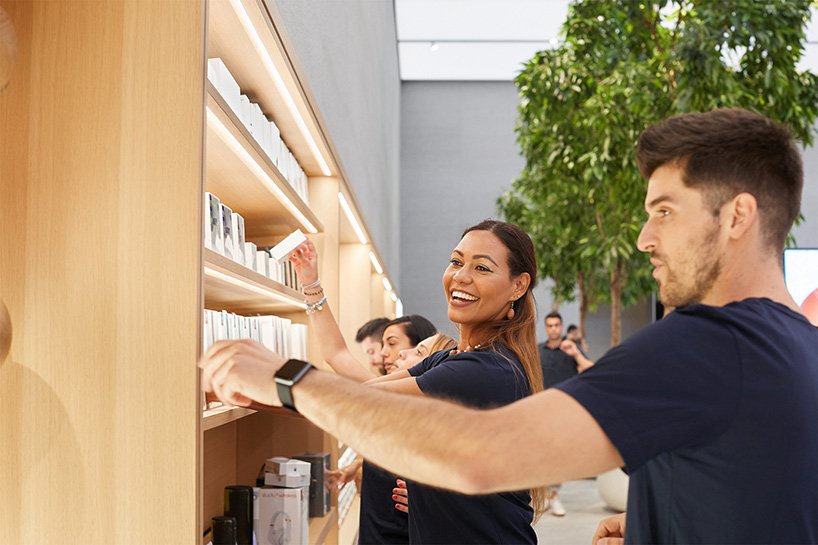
[459, 219, 547, 519]
[384, 314, 437, 346]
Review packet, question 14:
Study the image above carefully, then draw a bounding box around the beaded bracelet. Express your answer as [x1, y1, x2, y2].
[305, 294, 327, 315]
[303, 287, 324, 297]
[301, 278, 321, 290]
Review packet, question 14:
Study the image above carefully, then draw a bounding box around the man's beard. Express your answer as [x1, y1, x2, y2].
[658, 225, 722, 308]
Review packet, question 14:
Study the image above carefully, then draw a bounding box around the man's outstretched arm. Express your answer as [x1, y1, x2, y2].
[200, 339, 623, 494]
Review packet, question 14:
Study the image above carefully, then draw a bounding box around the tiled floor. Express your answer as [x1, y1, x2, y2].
[533, 479, 622, 545]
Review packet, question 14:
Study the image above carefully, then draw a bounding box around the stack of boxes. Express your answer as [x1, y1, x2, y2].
[254, 457, 311, 545]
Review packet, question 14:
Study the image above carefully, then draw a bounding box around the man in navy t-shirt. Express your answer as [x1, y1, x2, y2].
[201, 109, 818, 544]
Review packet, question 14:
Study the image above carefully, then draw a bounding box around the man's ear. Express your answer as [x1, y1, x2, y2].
[725, 192, 758, 241]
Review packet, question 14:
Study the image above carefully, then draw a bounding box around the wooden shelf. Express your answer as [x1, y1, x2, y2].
[310, 506, 338, 545]
[206, 82, 322, 244]
[204, 247, 306, 314]
[207, 0, 335, 179]
[203, 405, 256, 431]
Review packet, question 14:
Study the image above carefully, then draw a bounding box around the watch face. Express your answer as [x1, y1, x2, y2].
[276, 359, 310, 383]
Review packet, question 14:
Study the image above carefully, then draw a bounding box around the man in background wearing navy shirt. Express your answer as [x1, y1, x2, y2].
[201, 108, 818, 544]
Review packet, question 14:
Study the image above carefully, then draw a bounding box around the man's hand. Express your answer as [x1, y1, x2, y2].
[199, 339, 285, 407]
[393, 478, 408, 513]
[560, 339, 579, 358]
[592, 512, 626, 545]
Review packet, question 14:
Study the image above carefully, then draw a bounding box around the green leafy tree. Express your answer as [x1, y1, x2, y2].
[500, 0, 818, 347]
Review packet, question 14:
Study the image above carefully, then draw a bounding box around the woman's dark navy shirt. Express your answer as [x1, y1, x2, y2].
[406, 346, 537, 544]
[358, 460, 408, 544]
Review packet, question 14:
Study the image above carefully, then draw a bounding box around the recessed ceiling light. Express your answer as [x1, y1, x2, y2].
[430, 41, 439, 52]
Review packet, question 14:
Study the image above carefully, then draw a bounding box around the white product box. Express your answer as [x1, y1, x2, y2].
[269, 120, 280, 149]
[216, 311, 228, 342]
[250, 318, 261, 343]
[231, 212, 246, 266]
[220, 203, 235, 261]
[206, 58, 224, 90]
[203, 310, 214, 353]
[224, 312, 235, 340]
[264, 471, 310, 488]
[253, 486, 309, 545]
[256, 250, 270, 277]
[222, 72, 242, 117]
[249, 103, 264, 144]
[231, 313, 241, 340]
[205, 192, 224, 253]
[239, 94, 252, 129]
[240, 316, 250, 340]
[244, 242, 257, 271]
[265, 457, 311, 487]
[269, 229, 307, 263]
[258, 316, 277, 353]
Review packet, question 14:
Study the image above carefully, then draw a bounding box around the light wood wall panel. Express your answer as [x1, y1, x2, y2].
[339, 243, 373, 364]
[0, 1, 205, 543]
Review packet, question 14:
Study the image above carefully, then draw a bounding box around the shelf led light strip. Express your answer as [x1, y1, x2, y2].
[204, 266, 307, 309]
[229, 0, 333, 177]
[382, 277, 393, 292]
[368, 251, 383, 274]
[338, 192, 367, 244]
[207, 107, 317, 234]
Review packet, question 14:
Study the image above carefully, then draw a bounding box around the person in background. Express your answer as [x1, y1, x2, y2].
[565, 323, 590, 354]
[290, 243, 435, 545]
[538, 311, 594, 516]
[356, 317, 390, 376]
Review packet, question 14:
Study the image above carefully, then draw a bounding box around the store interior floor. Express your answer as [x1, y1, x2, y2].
[534, 479, 620, 545]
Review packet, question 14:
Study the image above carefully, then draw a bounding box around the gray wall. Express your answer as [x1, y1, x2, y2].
[272, 0, 402, 280]
[400, 80, 818, 352]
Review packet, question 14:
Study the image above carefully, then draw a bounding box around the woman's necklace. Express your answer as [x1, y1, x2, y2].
[449, 343, 482, 356]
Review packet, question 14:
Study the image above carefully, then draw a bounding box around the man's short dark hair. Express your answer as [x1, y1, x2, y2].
[545, 311, 562, 323]
[355, 317, 389, 343]
[566, 324, 578, 333]
[636, 108, 803, 251]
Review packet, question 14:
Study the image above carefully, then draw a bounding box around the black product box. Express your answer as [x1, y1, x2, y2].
[294, 452, 330, 517]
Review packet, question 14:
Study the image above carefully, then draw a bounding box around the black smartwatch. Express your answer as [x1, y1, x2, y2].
[274, 359, 314, 411]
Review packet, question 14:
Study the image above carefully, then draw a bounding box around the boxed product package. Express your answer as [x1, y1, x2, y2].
[253, 486, 308, 545]
[294, 452, 331, 517]
[264, 457, 311, 488]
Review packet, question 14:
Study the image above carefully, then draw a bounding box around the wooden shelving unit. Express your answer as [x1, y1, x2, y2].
[205, 82, 322, 243]
[201, 1, 397, 544]
[0, 0, 396, 543]
[203, 405, 257, 432]
[204, 248, 305, 314]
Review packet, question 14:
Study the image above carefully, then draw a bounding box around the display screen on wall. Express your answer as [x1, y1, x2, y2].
[784, 248, 818, 326]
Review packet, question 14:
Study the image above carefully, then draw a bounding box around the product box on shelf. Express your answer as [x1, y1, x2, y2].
[215, 311, 228, 341]
[255, 250, 270, 277]
[294, 453, 331, 517]
[269, 229, 307, 263]
[253, 486, 309, 545]
[203, 310, 214, 353]
[220, 203, 235, 262]
[244, 242, 257, 271]
[264, 457, 311, 488]
[205, 192, 224, 253]
[207, 57, 242, 115]
[231, 212, 246, 266]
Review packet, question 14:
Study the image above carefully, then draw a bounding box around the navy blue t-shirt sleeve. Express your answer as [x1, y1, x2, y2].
[413, 350, 529, 407]
[557, 308, 742, 472]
